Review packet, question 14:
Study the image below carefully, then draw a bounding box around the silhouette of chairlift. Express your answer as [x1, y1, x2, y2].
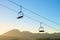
[39, 22, 44, 32]
[17, 6, 24, 19]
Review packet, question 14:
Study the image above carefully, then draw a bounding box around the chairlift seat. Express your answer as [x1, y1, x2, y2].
[39, 30, 44, 32]
[17, 16, 23, 19]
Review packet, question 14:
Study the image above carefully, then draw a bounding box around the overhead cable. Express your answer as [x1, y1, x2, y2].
[0, 4, 59, 31]
[8, 0, 60, 26]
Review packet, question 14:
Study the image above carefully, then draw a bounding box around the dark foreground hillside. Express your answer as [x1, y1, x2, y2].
[36, 38, 60, 40]
[0, 29, 60, 40]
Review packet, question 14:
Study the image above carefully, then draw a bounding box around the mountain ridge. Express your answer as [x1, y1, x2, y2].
[0, 29, 60, 40]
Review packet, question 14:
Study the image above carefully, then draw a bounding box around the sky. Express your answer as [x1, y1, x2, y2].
[0, 0, 60, 35]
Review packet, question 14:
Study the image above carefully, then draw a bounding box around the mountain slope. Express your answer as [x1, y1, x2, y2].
[0, 29, 34, 40]
[1, 29, 22, 36]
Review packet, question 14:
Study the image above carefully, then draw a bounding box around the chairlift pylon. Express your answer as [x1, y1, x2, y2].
[17, 6, 24, 19]
[39, 22, 44, 32]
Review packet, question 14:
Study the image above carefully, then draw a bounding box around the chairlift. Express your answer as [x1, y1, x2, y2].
[39, 26, 44, 32]
[17, 6, 24, 19]
[39, 22, 44, 32]
[17, 11, 23, 19]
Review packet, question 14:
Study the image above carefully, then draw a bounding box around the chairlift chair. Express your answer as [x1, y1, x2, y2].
[39, 26, 44, 32]
[17, 11, 23, 19]
[39, 22, 44, 32]
[17, 6, 24, 19]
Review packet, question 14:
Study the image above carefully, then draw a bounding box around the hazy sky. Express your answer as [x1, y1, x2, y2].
[0, 0, 60, 35]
